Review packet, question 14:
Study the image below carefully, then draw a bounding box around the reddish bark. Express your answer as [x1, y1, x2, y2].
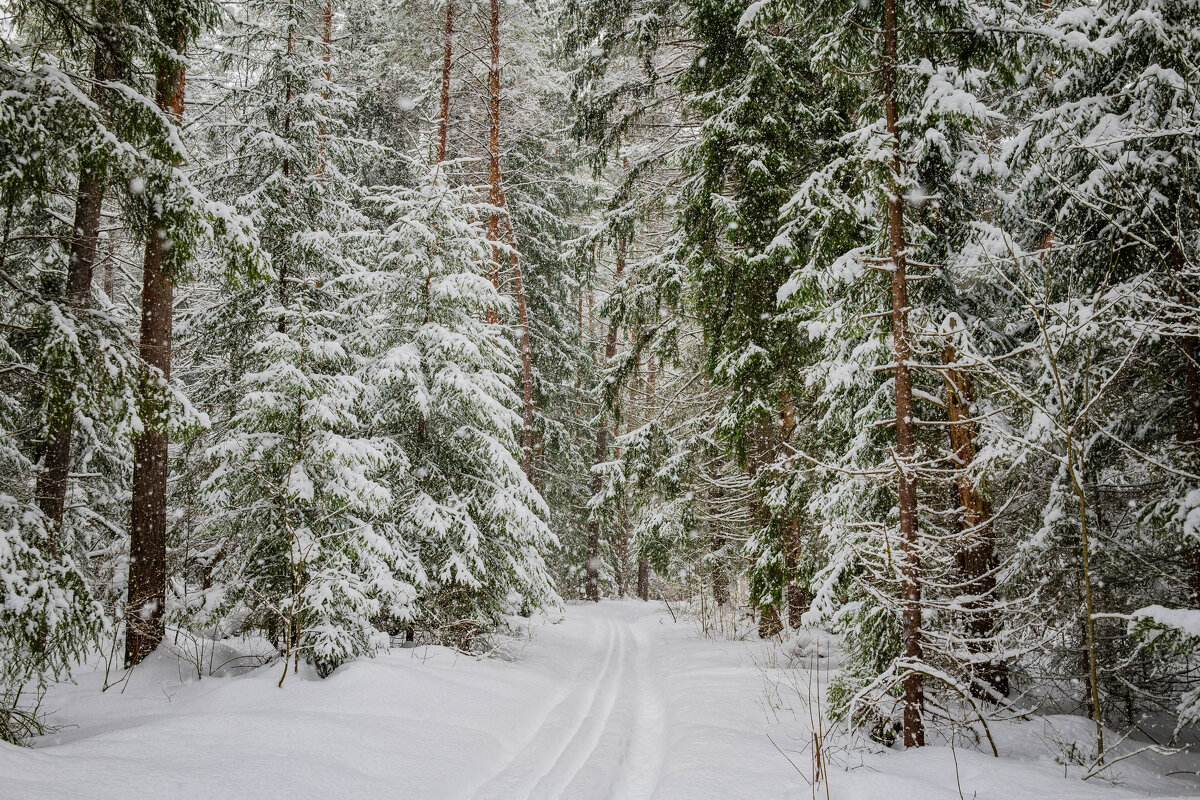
[485, 0, 501, 323]
[125, 41, 186, 669]
[481, 0, 535, 479]
[882, 0, 924, 747]
[478, 1, 535, 490]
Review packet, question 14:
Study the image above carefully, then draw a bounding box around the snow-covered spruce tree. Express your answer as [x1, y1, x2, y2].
[973, 0, 1200, 747]
[771, 0, 1012, 747]
[399, 0, 595, 603]
[354, 168, 559, 646]
[186, 0, 409, 679]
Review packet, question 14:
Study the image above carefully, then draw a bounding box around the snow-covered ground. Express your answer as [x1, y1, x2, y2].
[3, 601, 1199, 799]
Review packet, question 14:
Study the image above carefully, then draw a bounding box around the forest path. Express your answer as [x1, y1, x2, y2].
[471, 604, 666, 800]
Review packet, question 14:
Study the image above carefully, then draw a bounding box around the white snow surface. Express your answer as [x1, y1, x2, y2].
[3, 601, 1200, 799]
[1135, 605, 1200, 638]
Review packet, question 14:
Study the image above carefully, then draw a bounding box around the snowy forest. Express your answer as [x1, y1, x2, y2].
[3, 0, 1200, 796]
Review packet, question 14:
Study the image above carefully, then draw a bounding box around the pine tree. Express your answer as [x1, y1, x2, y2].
[360, 169, 559, 641]
[184, 0, 411, 677]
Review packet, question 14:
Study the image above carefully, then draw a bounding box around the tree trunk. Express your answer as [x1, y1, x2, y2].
[758, 604, 783, 639]
[481, 0, 533, 477]
[125, 43, 186, 669]
[315, 0, 332, 179]
[746, 422, 781, 632]
[882, 0, 924, 747]
[784, 518, 810, 628]
[943, 334, 1007, 699]
[436, 0, 453, 164]
[636, 352, 655, 601]
[586, 234, 626, 601]
[35, 44, 113, 532]
[778, 395, 809, 628]
[485, 0, 501, 323]
[502, 215, 535, 476]
[277, 12, 296, 334]
[586, 421, 606, 602]
[711, 529, 730, 606]
[103, 235, 116, 299]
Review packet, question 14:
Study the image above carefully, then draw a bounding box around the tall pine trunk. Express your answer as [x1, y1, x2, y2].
[881, 0, 923, 747]
[485, 0, 501, 323]
[276, 7, 296, 333]
[436, 0, 453, 164]
[35, 44, 114, 531]
[586, 417, 607, 602]
[748, 422, 780, 633]
[784, 518, 809, 628]
[125, 40, 186, 669]
[710, 529, 729, 606]
[1175, 244, 1200, 601]
[482, 0, 536, 477]
[315, 0, 332, 179]
[614, 415, 627, 597]
[502, 215, 535, 476]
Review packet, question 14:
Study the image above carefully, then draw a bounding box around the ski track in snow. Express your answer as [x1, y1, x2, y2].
[473, 614, 666, 800]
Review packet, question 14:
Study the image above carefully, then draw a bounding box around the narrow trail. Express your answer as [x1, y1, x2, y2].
[472, 608, 667, 800]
